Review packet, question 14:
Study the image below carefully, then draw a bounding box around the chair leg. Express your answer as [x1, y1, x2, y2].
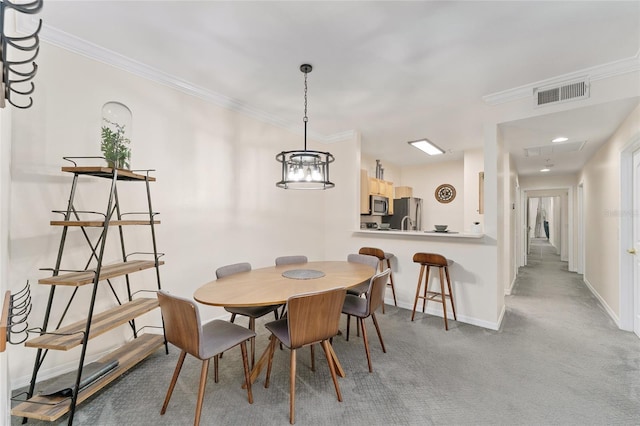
[239, 341, 253, 404]
[214, 354, 219, 383]
[445, 266, 457, 320]
[320, 340, 342, 402]
[345, 314, 351, 341]
[386, 258, 398, 307]
[370, 313, 386, 353]
[290, 348, 297, 425]
[310, 344, 315, 372]
[439, 267, 449, 330]
[194, 358, 210, 426]
[161, 350, 187, 415]
[411, 265, 425, 321]
[360, 317, 373, 373]
[265, 335, 278, 388]
[249, 317, 256, 369]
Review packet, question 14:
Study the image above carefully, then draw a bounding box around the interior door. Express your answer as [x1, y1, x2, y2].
[633, 149, 640, 337]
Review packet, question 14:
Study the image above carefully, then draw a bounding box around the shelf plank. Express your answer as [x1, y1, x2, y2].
[38, 260, 164, 286]
[50, 220, 160, 227]
[12, 333, 165, 421]
[61, 166, 156, 182]
[25, 298, 159, 351]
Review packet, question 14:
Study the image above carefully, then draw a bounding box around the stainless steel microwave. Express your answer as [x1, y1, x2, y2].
[368, 195, 389, 215]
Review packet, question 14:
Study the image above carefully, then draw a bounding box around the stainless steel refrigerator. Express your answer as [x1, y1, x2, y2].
[386, 197, 423, 230]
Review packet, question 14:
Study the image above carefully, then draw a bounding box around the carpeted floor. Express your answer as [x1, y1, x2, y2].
[12, 238, 640, 425]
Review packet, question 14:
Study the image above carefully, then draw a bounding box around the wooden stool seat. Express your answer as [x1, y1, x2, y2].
[411, 252, 457, 330]
[358, 247, 397, 312]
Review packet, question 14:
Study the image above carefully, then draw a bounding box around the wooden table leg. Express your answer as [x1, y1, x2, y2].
[327, 342, 345, 378]
[243, 336, 273, 388]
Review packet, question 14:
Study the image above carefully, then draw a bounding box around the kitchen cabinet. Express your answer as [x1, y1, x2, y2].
[11, 160, 165, 425]
[360, 170, 394, 214]
[395, 186, 413, 199]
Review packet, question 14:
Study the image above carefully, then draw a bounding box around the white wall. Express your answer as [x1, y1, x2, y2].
[400, 160, 464, 231]
[5, 42, 357, 387]
[464, 148, 484, 231]
[578, 104, 640, 322]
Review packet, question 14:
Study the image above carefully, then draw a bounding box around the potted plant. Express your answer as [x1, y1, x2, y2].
[100, 118, 131, 169]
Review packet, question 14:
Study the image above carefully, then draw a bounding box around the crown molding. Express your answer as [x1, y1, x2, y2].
[482, 50, 640, 106]
[18, 15, 355, 144]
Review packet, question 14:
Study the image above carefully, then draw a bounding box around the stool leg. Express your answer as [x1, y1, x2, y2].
[411, 265, 425, 321]
[422, 266, 431, 313]
[439, 267, 449, 330]
[445, 266, 457, 321]
[386, 258, 398, 307]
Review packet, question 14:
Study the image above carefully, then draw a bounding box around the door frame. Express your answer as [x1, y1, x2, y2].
[619, 136, 640, 333]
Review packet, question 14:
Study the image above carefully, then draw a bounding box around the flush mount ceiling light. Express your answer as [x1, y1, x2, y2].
[408, 139, 445, 156]
[276, 64, 334, 190]
[540, 159, 553, 172]
[552, 137, 569, 143]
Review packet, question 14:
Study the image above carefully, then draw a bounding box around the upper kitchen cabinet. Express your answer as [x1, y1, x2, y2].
[360, 169, 394, 215]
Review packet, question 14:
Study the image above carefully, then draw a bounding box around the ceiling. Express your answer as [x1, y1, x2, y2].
[33, 1, 640, 175]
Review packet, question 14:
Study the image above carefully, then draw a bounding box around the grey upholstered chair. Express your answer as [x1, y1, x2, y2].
[216, 262, 280, 367]
[263, 287, 347, 424]
[346, 253, 380, 296]
[341, 269, 391, 372]
[275, 255, 308, 266]
[158, 291, 254, 426]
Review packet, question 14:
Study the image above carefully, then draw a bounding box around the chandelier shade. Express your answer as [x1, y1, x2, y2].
[276, 64, 335, 190]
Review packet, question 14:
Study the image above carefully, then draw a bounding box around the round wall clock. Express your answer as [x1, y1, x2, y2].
[435, 184, 456, 203]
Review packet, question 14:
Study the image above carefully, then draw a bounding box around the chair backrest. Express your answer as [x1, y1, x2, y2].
[275, 255, 308, 266]
[286, 287, 346, 349]
[216, 262, 251, 279]
[358, 247, 385, 260]
[365, 269, 391, 316]
[347, 253, 379, 270]
[158, 290, 202, 358]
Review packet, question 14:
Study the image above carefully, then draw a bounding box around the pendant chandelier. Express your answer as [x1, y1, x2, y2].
[276, 64, 335, 190]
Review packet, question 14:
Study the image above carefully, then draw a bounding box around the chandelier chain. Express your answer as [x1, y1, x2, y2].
[303, 70, 308, 123]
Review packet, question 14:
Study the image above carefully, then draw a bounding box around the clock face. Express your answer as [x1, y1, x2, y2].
[435, 184, 456, 203]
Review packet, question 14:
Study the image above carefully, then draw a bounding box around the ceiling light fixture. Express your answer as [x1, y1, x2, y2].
[276, 64, 334, 190]
[552, 137, 569, 143]
[408, 139, 445, 156]
[540, 159, 553, 172]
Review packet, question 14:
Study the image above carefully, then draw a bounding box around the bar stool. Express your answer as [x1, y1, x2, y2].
[411, 252, 457, 330]
[358, 247, 397, 313]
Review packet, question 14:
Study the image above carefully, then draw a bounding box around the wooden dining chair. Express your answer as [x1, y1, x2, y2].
[157, 291, 254, 426]
[275, 255, 308, 266]
[341, 269, 390, 372]
[216, 262, 281, 367]
[263, 287, 347, 425]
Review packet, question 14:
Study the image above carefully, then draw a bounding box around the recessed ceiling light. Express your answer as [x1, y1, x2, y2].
[408, 139, 444, 156]
[540, 168, 550, 172]
[552, 137, 568, 143]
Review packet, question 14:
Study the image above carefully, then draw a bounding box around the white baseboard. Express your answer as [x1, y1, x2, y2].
[390, 298, 501, 331]
[582, 277, 620, 327]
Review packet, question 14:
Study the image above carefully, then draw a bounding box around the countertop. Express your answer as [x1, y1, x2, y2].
[354, 229, 484, 239]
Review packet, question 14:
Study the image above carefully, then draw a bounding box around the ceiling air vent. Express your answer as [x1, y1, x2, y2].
[534, 78, 589, 107]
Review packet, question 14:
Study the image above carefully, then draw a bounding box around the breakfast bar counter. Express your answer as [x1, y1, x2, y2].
[354, 229, 484, 239]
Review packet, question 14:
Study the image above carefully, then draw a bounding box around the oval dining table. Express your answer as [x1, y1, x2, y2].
[194, 260, 376, 382]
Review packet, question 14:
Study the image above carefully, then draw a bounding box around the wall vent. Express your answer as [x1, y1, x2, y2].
[534, 78, 589, 107]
